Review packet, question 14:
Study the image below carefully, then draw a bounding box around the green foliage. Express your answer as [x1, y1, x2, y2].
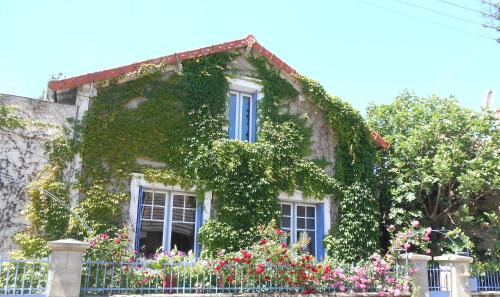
[12, 233, 50, 258]
[325, 182, 380, 262]
[21, 51, 377, 263]
[26, 174, 70, 240]
[81, 70, 188, 184]
[367, 91, 500, 264]
[298, 76, 380, 262]
[299, 76, 376, 184]
[67, 183, 128, 237]
[0, 105, 23, 129]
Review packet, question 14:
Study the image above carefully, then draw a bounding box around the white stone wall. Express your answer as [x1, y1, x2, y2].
[0, 94, 76, 255]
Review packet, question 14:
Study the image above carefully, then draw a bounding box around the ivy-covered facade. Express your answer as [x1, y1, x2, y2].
[1, 35, 387, 262]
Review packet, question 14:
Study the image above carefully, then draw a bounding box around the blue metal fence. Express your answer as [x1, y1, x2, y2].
[0, 258, 48, 296]
[472, 270, 500, 292]
[427, 263, 450, 297]
[80, 258, 408, 296]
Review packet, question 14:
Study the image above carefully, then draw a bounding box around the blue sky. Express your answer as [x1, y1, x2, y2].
[0, 0, 498, 114]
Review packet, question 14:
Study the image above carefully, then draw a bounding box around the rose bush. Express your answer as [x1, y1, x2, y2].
[83, 221, 431, 296]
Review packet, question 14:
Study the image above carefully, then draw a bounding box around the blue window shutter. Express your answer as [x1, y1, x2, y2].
[241, 95, 251, 141]
[194, 202, 204, 259]
[250, 92, 258, 143]
[316, 203, 325, 260]
[229, 93, 238, 139]
[135, 186, 144, 253]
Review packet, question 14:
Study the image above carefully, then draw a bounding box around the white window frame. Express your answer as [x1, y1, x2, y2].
[227, 77, 263, 141]
[129, 173, 212, 252]
[230, 91, 255, 141]
[278, 191, 331, 256]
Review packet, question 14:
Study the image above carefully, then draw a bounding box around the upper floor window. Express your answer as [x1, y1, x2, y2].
[228, 78, 262, 143]
[229, 91, 257, 142]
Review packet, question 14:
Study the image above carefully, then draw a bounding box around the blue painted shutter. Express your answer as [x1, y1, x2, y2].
[228, 94, 238, 139]
[316, 203, 325, 260]
[135, 186, 144, 253]
[241, 95, 250, 141]
[250, 92, 258, 143]
[194, 202, 204, 259]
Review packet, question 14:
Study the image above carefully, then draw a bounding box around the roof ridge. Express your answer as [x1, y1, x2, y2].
[47, 34, 298, 91]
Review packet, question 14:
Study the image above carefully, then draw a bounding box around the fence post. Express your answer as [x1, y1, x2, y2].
[404, 253, 432, 297]
[47, 239, 89, 297]
[434, 254, 473, 297]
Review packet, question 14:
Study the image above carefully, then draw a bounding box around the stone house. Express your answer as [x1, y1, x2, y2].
[0, 35, 388, 257]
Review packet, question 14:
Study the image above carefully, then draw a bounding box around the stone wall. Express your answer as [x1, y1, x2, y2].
[0, 94, 76, 255]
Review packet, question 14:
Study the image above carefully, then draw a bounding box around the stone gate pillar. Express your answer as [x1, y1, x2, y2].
[404, 253, 432, 297]
[434, 254, 473, 297]
[47, 239, 89, 297]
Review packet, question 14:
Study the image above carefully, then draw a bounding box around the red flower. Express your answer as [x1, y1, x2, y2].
[243, 251, 252, 259]
[281, 242, 286, 248]
[233, 257, 241, 263]
[256, 264, 265, 274]
[261, 239, 267, 244]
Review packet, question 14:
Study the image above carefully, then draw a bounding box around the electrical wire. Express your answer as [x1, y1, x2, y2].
[436, 0, 482, 14]
[394, 0, 483, 26]
[354, 0, 495, 41]
[0, 173, 93, 233]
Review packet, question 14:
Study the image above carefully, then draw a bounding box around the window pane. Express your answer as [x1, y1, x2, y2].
[142, 206, 152, 220]
[241, 95, 251, 141]
[143, 192, 153, 205]
[184, 209, 196, 222]
[153, 193, 166, 206]
[152, 208, 165, 220]
[297, 218, 305, 229]
[172, 208, 183, 221]
[185, 196, 196, 208]
[307, 218, 315, 230]
[307, 231, 316, 255]
[297, 206, 305, 217]
[281, 204, 291, 216]
[281, 216, 291, 228]
[306, 207, 315, 218]
[173, 195, 184, 207]
[171, 222, 195, 253]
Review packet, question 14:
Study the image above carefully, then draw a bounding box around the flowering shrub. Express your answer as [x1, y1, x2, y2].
[83, 221, 431, 296]
[85, 226, 135, 261]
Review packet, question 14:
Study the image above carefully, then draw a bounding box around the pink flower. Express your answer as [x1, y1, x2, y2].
[426, 248, 431, 254]
[394, 288, 401, 296]
[403, 242, 411, 250]
[411, 220, 419, 228]
[281, 242, 286, 248]
[424, 227, 432, 235]
[378, 291, 386, 296]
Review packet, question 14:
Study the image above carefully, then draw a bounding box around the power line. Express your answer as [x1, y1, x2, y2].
[394, 0, 483, 26]
[354, 0, 495, 41]
[436, 0, 482, 14]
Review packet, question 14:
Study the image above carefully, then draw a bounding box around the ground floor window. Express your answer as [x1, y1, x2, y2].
[137, 189, 197, 257]
[280, 202, 319, 256]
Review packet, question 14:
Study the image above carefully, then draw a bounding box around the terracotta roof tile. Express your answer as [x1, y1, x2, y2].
[47, 34, 388, 148]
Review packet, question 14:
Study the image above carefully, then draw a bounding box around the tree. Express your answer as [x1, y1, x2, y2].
[482, 0, 500, 42]
[367, 92, 499, 262]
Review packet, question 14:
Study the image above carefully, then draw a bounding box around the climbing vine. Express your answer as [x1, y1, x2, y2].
[298, 76, 379, 262]
[20, 51, 379, 262]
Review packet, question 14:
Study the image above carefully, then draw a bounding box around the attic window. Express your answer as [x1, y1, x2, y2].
[227, 78, 262, 143]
